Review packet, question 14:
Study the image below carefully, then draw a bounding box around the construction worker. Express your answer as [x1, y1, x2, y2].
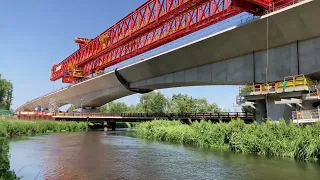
[283, 80, 287, 92]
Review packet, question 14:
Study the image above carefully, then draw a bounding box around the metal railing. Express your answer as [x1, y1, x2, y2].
[292, 108, 320, 124]
[240, 74, 317, 94]
[51, 112, 253, 119]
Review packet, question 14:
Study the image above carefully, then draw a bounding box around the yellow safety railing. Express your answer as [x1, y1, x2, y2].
[57, 113, 66, 116]
[240, 84, 253, 93]
[240, 74, 316, 93]
[276, 74, 316, 89]
[95, 70, 104, 76]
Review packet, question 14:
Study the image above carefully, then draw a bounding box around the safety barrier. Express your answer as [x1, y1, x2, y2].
[292, 109, 320, 124]
[240, 74, 317, 94]
[52, 112, 253, 119]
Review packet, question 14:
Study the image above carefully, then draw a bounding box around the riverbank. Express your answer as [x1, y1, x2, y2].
[135, 119, 320, 161]
[9, 131, 320, 179]
[0, 119, 88, 179]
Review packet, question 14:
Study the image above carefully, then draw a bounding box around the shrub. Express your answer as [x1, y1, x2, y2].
[136, 119, 320, 161]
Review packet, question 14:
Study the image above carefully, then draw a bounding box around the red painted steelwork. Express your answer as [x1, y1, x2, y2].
[50, 0, 298, 83]
[84, 0, 240, 74]
[51, 0, 213, 81]
[246, 0, 272, 8]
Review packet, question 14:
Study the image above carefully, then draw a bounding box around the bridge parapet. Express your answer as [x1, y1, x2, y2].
[52, 112, 253, 120]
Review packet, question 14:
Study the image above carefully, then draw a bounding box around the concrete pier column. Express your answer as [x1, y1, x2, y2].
[254, 99, 266, 124]
[104, 121, 108, 132]
[109, 122, 116, 131]
[266, 98, 292, 123]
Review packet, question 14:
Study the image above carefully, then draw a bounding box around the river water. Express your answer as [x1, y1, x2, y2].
[9, 130, 320, 180]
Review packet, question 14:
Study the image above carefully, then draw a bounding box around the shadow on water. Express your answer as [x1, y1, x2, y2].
[9, 130, 320, 180]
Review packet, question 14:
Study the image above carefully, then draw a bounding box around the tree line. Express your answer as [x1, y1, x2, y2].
[0, 74, 13, 110]
[99, 91, 223, 114]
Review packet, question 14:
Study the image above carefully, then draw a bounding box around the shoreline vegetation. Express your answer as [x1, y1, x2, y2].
[135, 119, 320, 161]
[0, 119, 88, 179]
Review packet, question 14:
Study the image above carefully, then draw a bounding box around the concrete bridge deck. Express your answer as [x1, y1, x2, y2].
[16, 0, 320, 122]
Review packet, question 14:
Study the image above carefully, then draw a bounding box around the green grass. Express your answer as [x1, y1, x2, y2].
[0, 119, 88, 179]
[135, 119, 320, 161]
[0, 120, 88, 138]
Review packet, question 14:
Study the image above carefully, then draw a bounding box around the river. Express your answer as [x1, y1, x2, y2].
[9, 130, 320, 180]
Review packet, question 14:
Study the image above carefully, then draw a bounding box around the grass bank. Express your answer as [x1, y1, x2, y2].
[0, 120, 88, 179]
[135, 119, 320, 161]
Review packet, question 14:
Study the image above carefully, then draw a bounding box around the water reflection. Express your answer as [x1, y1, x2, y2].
[10, 131, 320, 180]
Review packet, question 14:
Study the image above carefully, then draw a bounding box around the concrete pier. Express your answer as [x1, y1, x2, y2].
[103, 121, 116, 131]
[104, 121, 108, 132]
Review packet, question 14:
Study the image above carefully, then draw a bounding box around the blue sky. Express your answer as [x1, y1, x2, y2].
[0, 0, 241, 111]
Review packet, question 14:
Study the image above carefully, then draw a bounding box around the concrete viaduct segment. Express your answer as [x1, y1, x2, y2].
[17, 0, 320, 122]
[131, 36, 320, 89]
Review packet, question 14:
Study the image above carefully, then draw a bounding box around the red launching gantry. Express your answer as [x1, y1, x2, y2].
[50, 0, 294, 84]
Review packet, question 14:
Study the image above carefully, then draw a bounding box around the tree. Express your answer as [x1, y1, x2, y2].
[169, 94, 194, 114]
[140, 91, 168, 113]
[98, 92, 222, 114]
[0, 74, 13, 110]
[242, 106, 253, 113]
[68, 105, 76, 112]
[194, 98, 221, 113]
[168, 94, 221, 114]
[100, 102, 128, 113]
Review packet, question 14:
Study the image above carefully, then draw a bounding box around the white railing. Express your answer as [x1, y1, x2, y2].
[292, 108, 320, 124]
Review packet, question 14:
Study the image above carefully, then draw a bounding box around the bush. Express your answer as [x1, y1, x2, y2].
[135, 119, 320, 161]
[0, 120, 88, 138]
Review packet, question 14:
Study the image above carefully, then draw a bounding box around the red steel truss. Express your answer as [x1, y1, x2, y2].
[51, 0, 214, 81]
[50, 0, 296, 83]
[84, 0, 241, 75]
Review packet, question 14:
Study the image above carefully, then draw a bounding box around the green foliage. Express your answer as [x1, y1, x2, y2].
[140, 91, 168, 113]
[100, 102, 129, 113]
[68, 105, 76, 112]
[241, 106, 253, 113]
[0, 120, 88, 137]
[136, 119, 320, 161]
[0, 74, 13, 110]
[99, 92, 222, 114]
[168, 94, 221, 114]
[0, 119, 88, 179]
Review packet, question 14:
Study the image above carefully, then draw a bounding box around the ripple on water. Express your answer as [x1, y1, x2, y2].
[9, 131, 320, 180]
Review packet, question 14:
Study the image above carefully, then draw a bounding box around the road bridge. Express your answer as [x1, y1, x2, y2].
[16, 0, 320, 122]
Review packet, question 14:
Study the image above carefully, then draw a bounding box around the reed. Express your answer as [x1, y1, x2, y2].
[136, 119, 320, 161]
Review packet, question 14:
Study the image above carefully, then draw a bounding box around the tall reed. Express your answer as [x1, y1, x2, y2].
[0, 120, 88, 137]
[136, 119, 320, 161]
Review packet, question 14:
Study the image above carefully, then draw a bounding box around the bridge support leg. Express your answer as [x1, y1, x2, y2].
[254, 99, 266, 124]
[109, 122, 116, 131]
[104, 121, 116, 131]
[266, 98, 292, 123]
[104, 121, 108, 132]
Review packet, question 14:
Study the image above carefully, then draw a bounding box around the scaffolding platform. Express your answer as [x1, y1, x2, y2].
[292, 109, 320, 124]
[240, 85, 313, 96]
